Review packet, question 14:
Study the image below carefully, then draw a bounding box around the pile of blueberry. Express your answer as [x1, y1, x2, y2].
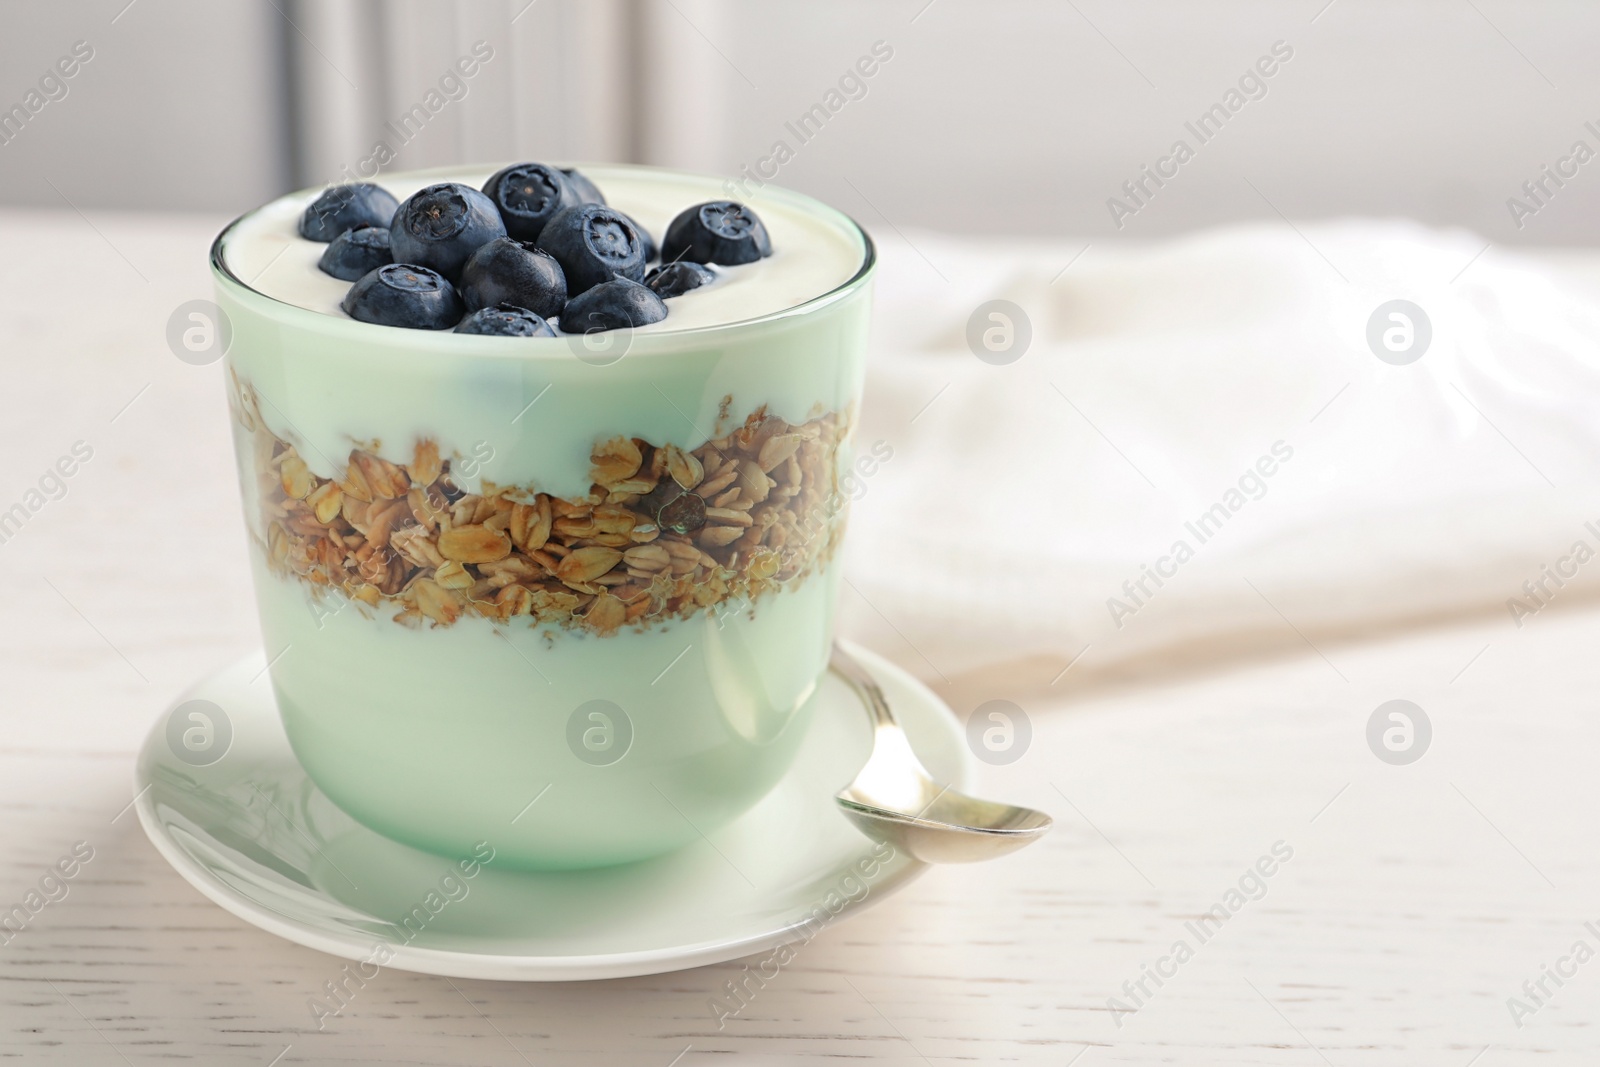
[298, 163, 771, 335]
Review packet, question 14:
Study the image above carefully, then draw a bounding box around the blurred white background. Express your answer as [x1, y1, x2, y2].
[4, 0, 1600, 243]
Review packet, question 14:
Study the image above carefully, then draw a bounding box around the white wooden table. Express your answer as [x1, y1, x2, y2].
[2, 207, 1598, 1064]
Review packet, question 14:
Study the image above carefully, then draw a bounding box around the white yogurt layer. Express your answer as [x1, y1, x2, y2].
[222, 164, 865, 333]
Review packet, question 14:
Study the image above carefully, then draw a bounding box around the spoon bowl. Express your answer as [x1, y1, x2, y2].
[830, 644, 1053, 863]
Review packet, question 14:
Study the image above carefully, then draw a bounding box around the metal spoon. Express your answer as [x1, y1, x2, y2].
[830, 644, 1052, 863]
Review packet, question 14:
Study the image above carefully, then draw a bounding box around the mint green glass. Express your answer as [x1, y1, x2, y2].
[211, 164, 874, 870]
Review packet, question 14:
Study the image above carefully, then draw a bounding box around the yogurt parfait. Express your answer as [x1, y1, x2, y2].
[212, 163, 875, 869]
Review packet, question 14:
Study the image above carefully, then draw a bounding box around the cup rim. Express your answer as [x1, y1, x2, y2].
[210, 161, 877, 358]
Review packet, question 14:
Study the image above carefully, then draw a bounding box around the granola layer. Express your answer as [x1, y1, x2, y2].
[231, 374, 850, 635]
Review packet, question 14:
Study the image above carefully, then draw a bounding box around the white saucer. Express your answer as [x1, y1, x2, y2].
[135, 641, 970, 981]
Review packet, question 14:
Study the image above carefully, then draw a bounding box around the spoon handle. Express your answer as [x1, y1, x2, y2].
[829, 643, 899, 731]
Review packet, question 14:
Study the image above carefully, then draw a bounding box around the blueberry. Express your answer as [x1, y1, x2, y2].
[390, 182, 506, 282]
[645, 261, 714, 299]
[559, 167, 606, 205]
[341, 263, 464, 330]
[454, 303, 556, 337]
[617, 211, 658, 262]
[482, 163, 578, 242]
[317, 226, 393, 281]
[662, 201, 771, 266]
[299, 183, 399, 241]
[558, 277, 667, 334]
[459, 237, 567, 319]
[535, 204, 647, 293]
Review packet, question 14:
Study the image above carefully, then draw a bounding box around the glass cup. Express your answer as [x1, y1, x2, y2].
[211, 164, 874, 869]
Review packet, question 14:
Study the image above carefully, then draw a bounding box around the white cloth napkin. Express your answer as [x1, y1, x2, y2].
[838, 220, 1600, 681]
